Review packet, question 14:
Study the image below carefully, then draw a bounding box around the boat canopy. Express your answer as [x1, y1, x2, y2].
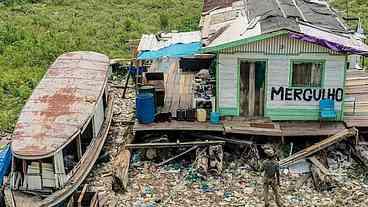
[12, 52, 110, 158]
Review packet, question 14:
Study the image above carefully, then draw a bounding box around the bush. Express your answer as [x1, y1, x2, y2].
[0, 0, 203, 131]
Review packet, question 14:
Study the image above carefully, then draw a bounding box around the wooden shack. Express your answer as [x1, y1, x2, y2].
[201, 0, 368, 122]
[134, 0, 368, 139]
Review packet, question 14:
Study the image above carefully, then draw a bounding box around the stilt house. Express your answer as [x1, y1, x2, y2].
[134, 0, 368, 138]
[201, 0, 368, 121]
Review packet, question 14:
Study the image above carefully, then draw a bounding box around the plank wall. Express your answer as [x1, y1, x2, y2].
[217, 48, 346, 121]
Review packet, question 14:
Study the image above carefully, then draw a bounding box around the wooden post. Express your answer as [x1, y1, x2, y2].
[249, 62, 256, 116]
[122, 71, 131, 99]
[112, 150, 131, 191]
[77, 184, 88, 207]
[76, 135, 83, 160]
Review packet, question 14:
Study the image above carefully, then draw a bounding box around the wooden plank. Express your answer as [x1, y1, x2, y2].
[308, 156, 330, 175]
[76, 135, 83, 160]
[280, 122, 347, 137]
[280, 128, 357, 167]
[224, 126, 282, 136]
[4, 188, 16, 207]
[113, 150, 131, 190]
[249, 62, 255, 116]
[77, 184, 88, 207]
[125, 140, 225, 149]
[156, 146, 198, 167]
[89, 193, 98, 207]
[134, 120, 224, 132]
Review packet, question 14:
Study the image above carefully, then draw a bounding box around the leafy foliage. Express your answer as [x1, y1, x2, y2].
[0, 0, 202, 131]
[330, 0, 368, 31]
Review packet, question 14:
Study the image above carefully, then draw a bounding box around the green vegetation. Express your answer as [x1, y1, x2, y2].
[0, 0, 202, 131]
[331, 0, 368, 29]
[1, 0, 367, 132]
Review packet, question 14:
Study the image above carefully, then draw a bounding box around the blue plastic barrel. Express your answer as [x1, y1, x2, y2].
[139, 86, 156, 112]
[210, 112, 221, 124]
[136, 93, 155, 124]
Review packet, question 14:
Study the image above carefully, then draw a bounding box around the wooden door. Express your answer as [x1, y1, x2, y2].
[240, 61, 266, 117]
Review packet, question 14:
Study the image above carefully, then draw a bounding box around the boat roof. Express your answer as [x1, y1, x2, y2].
[12, 52, 110, 159]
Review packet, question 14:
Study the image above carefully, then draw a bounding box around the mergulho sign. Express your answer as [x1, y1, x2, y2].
[270, 87, 344, 102]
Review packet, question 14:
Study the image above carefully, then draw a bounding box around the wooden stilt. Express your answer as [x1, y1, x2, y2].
[76, 135, 83, 160]
[122, 70, 131, 99]
[77, 184, 88, 207]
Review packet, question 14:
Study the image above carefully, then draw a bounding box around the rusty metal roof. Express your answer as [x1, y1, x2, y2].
[202, 0, 237, 13]
[12, 52, 110, 158]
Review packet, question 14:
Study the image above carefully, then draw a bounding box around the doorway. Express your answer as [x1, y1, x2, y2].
[239, 60, 266, 117]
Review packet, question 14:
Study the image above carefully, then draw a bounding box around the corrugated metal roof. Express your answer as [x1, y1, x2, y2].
[12, 52, 110, 158]
[202, 0, 237, 13]
[201, 0, 368, 55]
[205, 15, 262, 48]
[138, 31, 202, 52]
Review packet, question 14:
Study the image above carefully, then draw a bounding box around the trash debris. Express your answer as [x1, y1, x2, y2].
[83, 80, 368, 207]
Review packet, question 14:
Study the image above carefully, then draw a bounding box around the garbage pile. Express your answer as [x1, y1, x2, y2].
[87, 139, 368, 207]
[104, 146, 368, 207]
[83, 79, 368, 207]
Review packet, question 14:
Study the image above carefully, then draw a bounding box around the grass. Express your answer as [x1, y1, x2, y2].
[1, 0, 368, 132]
[0, 0, 202, 131]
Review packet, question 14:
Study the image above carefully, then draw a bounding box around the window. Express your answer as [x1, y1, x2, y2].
[291, 61, 323, 87]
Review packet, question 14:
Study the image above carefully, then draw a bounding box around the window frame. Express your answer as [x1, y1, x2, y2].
[289, 60, 325, 88]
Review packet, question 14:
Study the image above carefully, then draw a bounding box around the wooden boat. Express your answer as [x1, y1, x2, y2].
[5, 52, 114, 207]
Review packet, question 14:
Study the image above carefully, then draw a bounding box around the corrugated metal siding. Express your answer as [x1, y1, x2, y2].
[220, 34, 341, 55]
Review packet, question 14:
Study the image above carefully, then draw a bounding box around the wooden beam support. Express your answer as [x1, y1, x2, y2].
[156, 146, 199, 167]
[90, 193, 98, 207]
[280, 128, 357, 167]
[76, 135, 83, 160]
[125, 140, 226, 149]
[308, 156, 330, 175]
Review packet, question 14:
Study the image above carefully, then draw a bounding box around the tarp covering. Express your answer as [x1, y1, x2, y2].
[289, 24, 368, 55]
[137, 42, 202, 60]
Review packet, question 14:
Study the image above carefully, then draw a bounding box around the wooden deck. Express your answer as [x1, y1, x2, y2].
[134, 120, 347, 137]
[345, 70, 368, 127]
[134, 120, 224, 132]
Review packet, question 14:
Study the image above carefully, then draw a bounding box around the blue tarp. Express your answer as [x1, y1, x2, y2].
[137, 42, 202, 60]
[0, 144, 11, 186]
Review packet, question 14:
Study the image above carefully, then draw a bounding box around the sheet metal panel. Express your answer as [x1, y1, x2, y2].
[12, 52, 110, 158]
[202, 0, 237, 13]
[219, 34, 341, 55]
